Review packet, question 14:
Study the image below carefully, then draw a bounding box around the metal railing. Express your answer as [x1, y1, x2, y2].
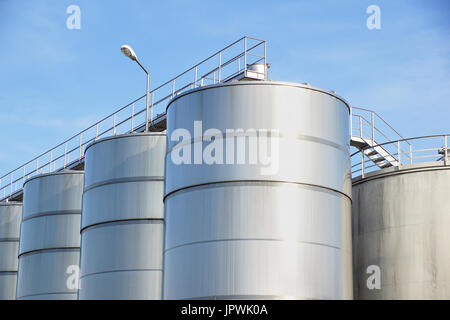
[350, 106, 414, 173]
[351, 134, 449, 178]
[0, 36, 267, 201]
[351, 106, 411, 147]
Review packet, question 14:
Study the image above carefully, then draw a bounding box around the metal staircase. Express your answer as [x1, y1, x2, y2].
[350, 106, 411, 176]
[351, 136, 398, 169]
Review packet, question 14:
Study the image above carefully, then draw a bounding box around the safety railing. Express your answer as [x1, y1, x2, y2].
[351, 106, 411, 147]
[350, 106, 413, 173]
[0, 36, 267, 201]
[351, 134, 449, 178]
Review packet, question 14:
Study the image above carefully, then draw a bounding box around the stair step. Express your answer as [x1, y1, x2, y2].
[372, 156, 386, 163]
[379, 162, 393, 168]
[365, 150, 378, 157]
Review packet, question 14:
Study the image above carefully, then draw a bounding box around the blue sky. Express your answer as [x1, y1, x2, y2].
[0, 0, 449, 174]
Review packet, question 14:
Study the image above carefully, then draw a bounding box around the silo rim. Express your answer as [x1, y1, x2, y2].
[0, 201, 23, 206]
[352, 161, 450, 186]
[166, 80, 350, 114]
[84, 132, 166, 155]
[23, 169, 85, 187]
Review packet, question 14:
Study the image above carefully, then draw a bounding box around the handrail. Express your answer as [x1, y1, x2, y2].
[0, 36, 267, 201]
[351, 106, 409, 143]
[0, 94, 146, 177]
[351, 106, 411, 147]
[351, 134, 450, 157]
[351, 134, 449, 178]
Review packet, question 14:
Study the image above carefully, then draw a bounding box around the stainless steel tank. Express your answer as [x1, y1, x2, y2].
[352, 162, 450, 299]
[0, 201, 22, 300]
[78, 133, 166, 299]
[16, 171, 83, 300]
[246, 63, 270, 80]
[163, 81, 353, 299]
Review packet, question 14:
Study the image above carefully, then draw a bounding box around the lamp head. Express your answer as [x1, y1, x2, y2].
[121, 45, 137, 61]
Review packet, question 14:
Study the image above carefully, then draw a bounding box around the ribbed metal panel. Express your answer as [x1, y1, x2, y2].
[0, 202, 22, 300]
[78, 133, 166, 300]
[163, 81, 353, 300]
[352, 163, 450, 299]
[16, 171, 83, 300]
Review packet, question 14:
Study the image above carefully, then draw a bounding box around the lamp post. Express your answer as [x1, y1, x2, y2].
[120, 45, 150, 132]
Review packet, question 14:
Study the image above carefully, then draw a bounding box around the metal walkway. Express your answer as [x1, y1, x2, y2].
[0, 36, 267, 202]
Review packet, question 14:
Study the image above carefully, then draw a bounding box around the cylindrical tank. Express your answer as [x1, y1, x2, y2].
[163, 81, 353, 299]
[0, 201, 22, 300]
[247, 63, 270, 79]
[352, 162, 450, 299]
[78, 133, 166, 300]
[16, 170, 84, 300]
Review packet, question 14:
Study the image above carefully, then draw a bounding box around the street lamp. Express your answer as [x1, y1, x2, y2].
[121, 45, 150, 132]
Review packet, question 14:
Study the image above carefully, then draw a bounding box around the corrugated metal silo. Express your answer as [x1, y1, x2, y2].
[0, 202, 22, 300]
[16, 170, 84, 300]
[78, 133, 166, 299]
[163, 81, 353, 299]
[352, 162, 450, 299]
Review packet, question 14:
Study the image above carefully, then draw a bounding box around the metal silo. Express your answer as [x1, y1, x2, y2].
[163, 81, 353, 299]
[352, 162, 450, 299]
[16, 170, 83, 300]
[0, 202, 22, 300]
[78, 133, 166, 300]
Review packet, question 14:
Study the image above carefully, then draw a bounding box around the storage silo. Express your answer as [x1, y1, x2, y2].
[352, 162, 450, 299]
[16, 171, 83, 300]
[163, 81, 353, 299]
[0, 201, 22, 300]
[78, 133, 166, 300]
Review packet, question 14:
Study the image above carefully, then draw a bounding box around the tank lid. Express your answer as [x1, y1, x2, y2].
[352, 161, 450, 185]
[84, 131, 167, 154]
[23, 169, 85, 187]
[166, 80, 350, 114]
